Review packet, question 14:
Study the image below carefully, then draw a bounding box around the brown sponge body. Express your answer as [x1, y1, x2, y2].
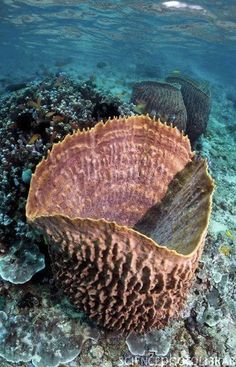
[26, 115, 214, 334]
[131, 81, 187, 132]
[166, 74, 211, 143]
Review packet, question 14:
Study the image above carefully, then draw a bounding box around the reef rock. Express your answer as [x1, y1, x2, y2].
[26, 115, 214, 334]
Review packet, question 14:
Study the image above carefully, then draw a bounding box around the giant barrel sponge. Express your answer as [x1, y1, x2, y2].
[166, 74, 211, 143]
[26, 115, 214, 334]
[131, 81, 187, 132]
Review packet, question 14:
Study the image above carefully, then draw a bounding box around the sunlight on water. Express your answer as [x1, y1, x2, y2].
[0, 0, 236, 85]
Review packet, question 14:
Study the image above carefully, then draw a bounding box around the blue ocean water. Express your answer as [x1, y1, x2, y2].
[0, 0, 236, 86]
[0, 2, 236, 367]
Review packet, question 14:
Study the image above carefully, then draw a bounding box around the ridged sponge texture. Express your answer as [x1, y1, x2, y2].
[26, 115, 193, 227]
[26, 115, 214, 334]
[131, 81, 187, 132]
[166, 74, 211, 143]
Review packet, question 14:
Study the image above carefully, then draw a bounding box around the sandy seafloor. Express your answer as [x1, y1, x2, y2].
[0, 67, 235, 367]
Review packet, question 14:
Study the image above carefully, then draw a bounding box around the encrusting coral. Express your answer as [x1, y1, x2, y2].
[0, 296, 98, 367]
[0, 241, 44, 284]
[26, 115, 214, 334]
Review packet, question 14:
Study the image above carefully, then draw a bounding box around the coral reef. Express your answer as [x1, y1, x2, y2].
[126, 328, 172, 357]
[0, 280, 99, 367]
[0, 241, 44, 284]
[26, 115, 213, 334]
[0, 74, 130, 262]
[166, 73, 211, 143]
[0, 74, 234, 367]
[130, 81, 187, 131]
